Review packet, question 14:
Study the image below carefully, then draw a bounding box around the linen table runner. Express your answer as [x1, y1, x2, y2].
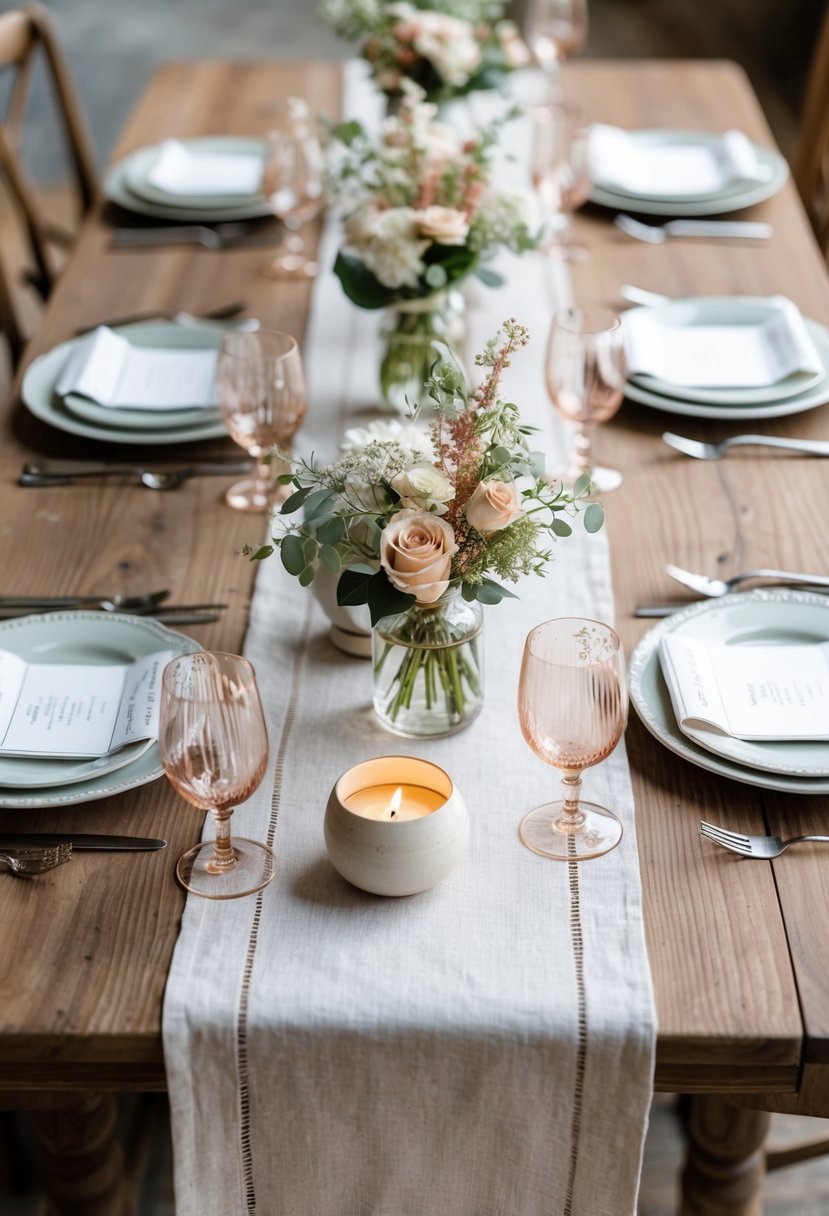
[164, 63, 656, 1216]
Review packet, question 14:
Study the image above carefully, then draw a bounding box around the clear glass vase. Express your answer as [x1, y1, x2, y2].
[379, 291, 466, 414]
[372, 588, 484, 738]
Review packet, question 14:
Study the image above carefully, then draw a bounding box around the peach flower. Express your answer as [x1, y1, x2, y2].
[465, 480, 524, 535]
[380, 510, 458, 603]
[413, 205, 470, 246]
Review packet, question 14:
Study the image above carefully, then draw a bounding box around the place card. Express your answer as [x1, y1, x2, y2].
[589, 125, 773, 197]
[623, 298, 823, 388]
[659, 633, 829, 742]
[0, 649, 175, 758]
[56, 327, 219, 411]
[148, 139, 264, 196]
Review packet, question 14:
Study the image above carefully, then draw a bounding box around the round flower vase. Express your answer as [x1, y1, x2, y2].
[378, 292, 466, 415]
[311, 568, 372, 658]
[372, 589, 484, 738]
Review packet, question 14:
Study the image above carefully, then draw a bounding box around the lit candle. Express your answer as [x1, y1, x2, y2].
[343, 783, 446, 822]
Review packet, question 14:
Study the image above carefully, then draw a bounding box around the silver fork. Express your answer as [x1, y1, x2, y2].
[666, 562, 829, 597]
[614, 215, 773, 245]
[663, 432, 829, 460]
[0, 843, 72, 876]
[700, 821, 829, 859]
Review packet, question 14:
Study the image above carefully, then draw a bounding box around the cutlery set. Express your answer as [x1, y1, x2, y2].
[21, 457, 253, 491]
[0, 591, 228, 626]
[109, 221, 280, 252]
[0, 835, 167, 878]
[699, 822, 829, 860]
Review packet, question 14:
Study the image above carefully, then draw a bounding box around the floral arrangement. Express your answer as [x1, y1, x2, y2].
[319, 0, 529, 101]
[329, 89, 535, 309]
[246, 321, 604, 725]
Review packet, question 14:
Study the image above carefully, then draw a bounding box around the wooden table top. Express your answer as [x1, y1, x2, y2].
[0, 57, 826, 1102]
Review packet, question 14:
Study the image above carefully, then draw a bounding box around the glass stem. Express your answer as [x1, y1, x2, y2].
[283, 223, 304, 254]
[568, 422, 593, 481]
[209, 810, 237, 871]
[253, 455, 274, 497]
[559, 772, 585, 828]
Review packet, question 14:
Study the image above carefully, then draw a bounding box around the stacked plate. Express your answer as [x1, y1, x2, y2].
[629, 589, 829, 795]
[623, 297, 829, 421]
[0, 613, 200, 810]
[104, 136, 271, 222]
[589, 129, 788, 216]
[22, 322, 229, 445]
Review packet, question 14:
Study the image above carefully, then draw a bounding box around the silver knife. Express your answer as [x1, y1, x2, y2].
[0, 833, 166, 850]
[23, 459, 251, 478]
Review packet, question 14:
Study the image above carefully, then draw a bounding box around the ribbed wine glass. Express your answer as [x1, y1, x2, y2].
[545, 307, 626, 493]
[526, 0, 589, 74]
[216, 329, 307, 513]
[517, 617, 628, 861]
[159, 652, 274, 899]
[261, 100, 324, 279]
[532, 103, 591, 260]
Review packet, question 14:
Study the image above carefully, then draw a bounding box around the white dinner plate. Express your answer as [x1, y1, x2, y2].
[105, 138, 272, 222]
[124, 136, 268, 211]
[21, 322, 229, 445]
[624, 319, 829, 420]
[0, 613, 201, 809]
[629, 590, 829, 793]
[590, 130, 788, 216]
[626, 298, 826, 405]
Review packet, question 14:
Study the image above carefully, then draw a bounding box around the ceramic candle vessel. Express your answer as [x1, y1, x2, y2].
[324, 756, 469, 897]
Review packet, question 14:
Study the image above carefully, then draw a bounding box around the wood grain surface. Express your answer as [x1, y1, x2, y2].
[0, 58, 826, 1100]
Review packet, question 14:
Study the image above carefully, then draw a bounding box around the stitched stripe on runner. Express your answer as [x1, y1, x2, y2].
[238, 598, 313, 1213]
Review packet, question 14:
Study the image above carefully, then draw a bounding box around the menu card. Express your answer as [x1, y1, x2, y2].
[623, 298, 823, 388]
[0, 650, 175, 758]
[589, 125, 773, 196]
[147, 139, 264, 197]
[659, 634, 829, 742]
[56, 327, 219, 411]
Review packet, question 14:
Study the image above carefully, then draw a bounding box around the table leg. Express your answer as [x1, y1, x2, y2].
[680, 1093, 770, 1216]
[33, 1092, 133, 1216]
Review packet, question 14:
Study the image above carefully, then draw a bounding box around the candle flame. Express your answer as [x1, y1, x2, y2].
[387, 787, 403, 819]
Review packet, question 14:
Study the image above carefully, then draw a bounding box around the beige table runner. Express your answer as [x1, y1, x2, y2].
[163, 63, 656, 1216]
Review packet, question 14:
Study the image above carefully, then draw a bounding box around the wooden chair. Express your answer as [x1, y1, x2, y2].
[796, 0, 829, 257]
[0, 2, 97, 365]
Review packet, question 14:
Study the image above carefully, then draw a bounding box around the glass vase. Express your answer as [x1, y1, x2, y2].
[378, 291, 466, 414]
[372, 588, 484, 738]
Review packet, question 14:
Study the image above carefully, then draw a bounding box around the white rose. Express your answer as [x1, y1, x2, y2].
[465, 480, 524, 535]
[362, 207, 430, 290]
[380, 510, 458, 603]
[391, 464, 456, 515]
[413, 206, 470, 246]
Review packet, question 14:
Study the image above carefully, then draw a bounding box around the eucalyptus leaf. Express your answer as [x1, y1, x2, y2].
[320, 545, 341, 573]
[475, 266, 503, 288]
[317, 516, 345, 546]
[298, 566, 315, 588]
[551, 519, 572, 537]
[303, 489, 338, 522]
[583, 503, 605, 534]
[280, 534, 306, 576]
[573, 472, 592, 497]
[247, 544, 274, 562]
[279, 484, 314, 515]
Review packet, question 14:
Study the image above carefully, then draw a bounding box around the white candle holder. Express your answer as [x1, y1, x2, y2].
[324, 756, 469, 897]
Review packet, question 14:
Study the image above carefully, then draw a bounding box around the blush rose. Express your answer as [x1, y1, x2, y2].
[379, 510, 458, 603]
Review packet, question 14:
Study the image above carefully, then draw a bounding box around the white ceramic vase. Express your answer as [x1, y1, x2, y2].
[311, 568, 372, 657]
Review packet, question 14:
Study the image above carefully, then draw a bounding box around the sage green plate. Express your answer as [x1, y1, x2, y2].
[629, 590, 829, 793]
[626, 299, 827, 405]
[22, 323, 228, 445]
[624, 319, 829, 421]
[590, 130, 788, 215]
[106, 137, 271, 222]
[0, 613, 201, 809]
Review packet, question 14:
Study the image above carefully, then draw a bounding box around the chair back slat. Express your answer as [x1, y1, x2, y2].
[0, 3, 97, 363]
[796, 2, 829, 256]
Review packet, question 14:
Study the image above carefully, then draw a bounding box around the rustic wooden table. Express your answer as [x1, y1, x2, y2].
[0, 58, 827, 1216]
